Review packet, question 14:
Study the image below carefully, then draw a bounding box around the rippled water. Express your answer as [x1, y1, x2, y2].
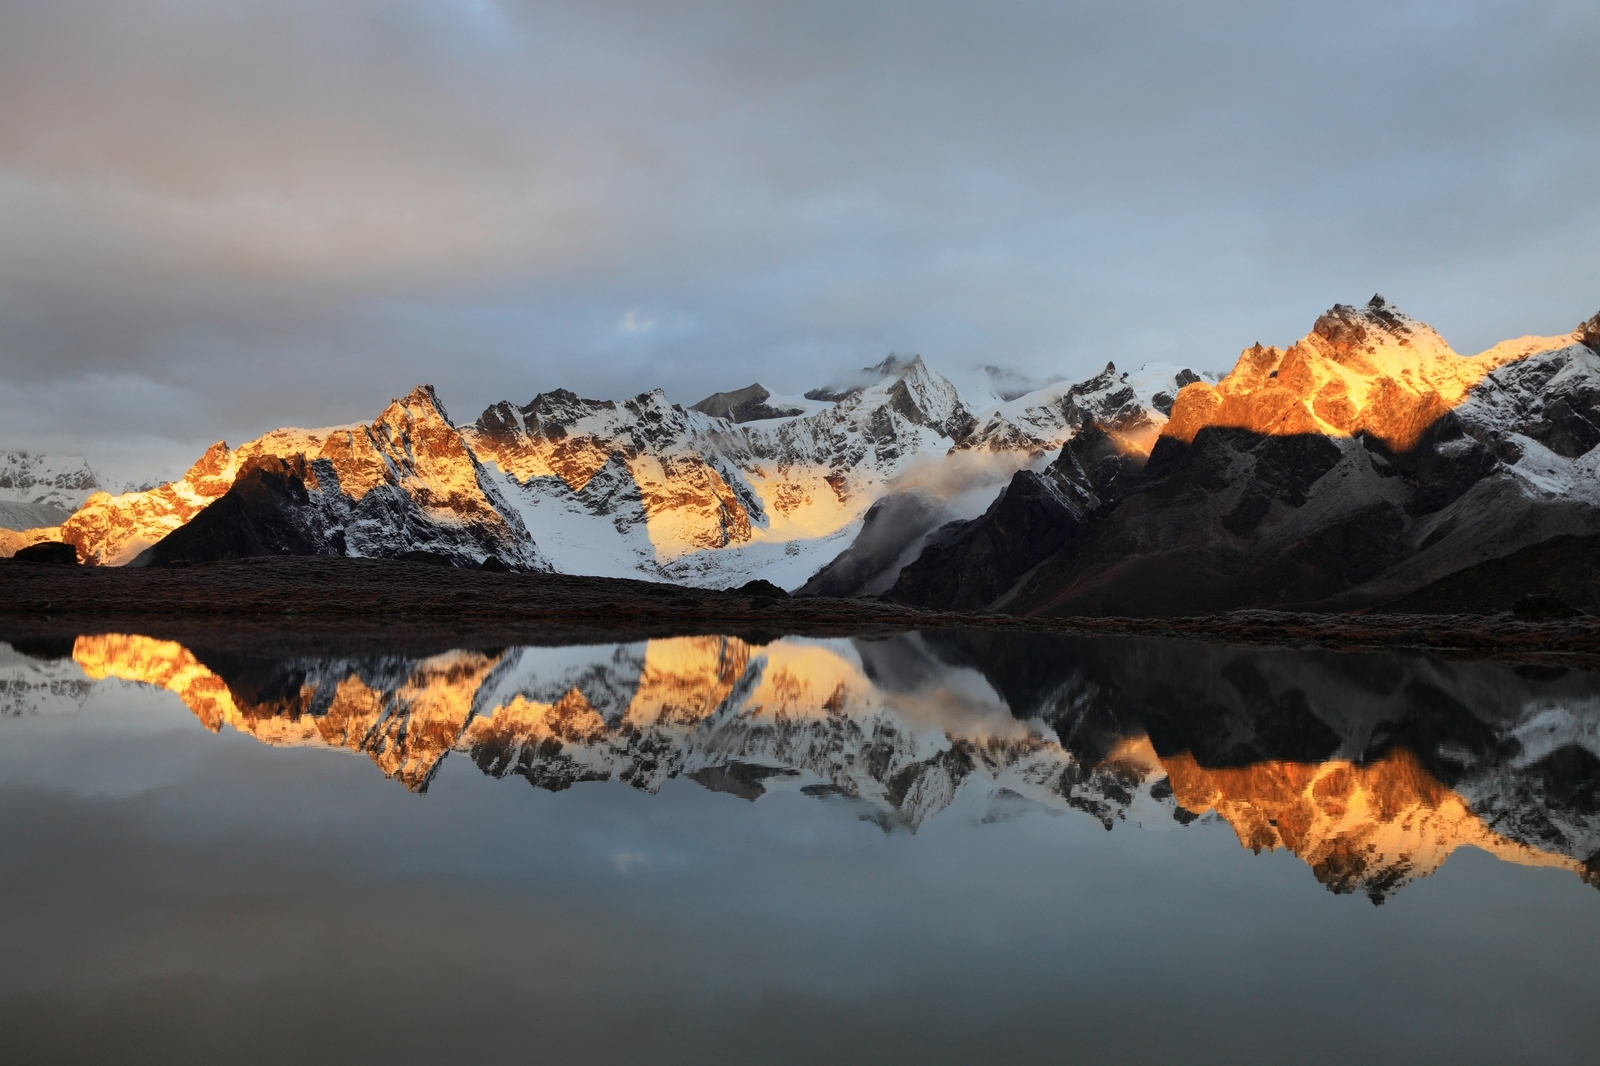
[3, 630, 1599, 1064]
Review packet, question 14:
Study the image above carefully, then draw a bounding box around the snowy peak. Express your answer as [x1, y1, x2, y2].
[873, 355, 976, 440]
[0, 452, 100, 512]
[467, 387, 762, 563]
[1163, 296, 1576, 452]
[49, 385, 545, 568]
[959, 361, 1199, 456]
[1310, 294, 1427, 356]
[802, 353, 954, 408]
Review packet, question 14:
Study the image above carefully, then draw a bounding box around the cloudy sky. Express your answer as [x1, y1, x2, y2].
[1, 0, 1596, 484]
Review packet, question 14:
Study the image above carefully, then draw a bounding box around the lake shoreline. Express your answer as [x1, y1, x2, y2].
[4, 556, 1598, 663]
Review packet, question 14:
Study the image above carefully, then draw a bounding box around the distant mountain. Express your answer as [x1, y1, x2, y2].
[0, 452, 103, 558]
[0, 452, 99, 518]
[890, 298, 1600, 615]
[688, 383, 805, 423]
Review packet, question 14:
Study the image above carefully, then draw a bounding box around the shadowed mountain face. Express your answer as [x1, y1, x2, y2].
[890, 299, 1600, 616]
[689, 383, 805, 423]
[20, 627, 1600, 904]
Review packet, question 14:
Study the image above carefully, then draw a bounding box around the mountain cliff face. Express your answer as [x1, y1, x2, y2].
[891, 298, 1600, 615]
[12, 296, 1584, 606]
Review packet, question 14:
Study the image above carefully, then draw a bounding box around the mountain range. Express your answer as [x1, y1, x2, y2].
[5, 297, 1600, 616]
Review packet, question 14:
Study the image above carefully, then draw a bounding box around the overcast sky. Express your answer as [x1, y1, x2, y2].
[2, 0, 1597, 484]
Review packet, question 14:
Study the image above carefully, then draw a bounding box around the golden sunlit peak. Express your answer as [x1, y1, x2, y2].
[1161, 297, 1578, 453]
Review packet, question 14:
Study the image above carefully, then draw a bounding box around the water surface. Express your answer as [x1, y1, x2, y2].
[2, 630, 1598, 1064]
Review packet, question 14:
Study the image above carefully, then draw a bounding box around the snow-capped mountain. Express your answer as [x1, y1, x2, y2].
[50, 386, 544, 569]
[3, 352, 1191, 588]
[0, 452, 105, 558]
[801, 360, 1203, 596]
[15, 295, 1594, 610]
[0, 452, 100, 514]
[892, 298, 1600, 615]
[464, 353, 997, 588]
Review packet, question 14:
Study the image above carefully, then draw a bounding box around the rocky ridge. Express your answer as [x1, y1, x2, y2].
[43, 387, 544, 569]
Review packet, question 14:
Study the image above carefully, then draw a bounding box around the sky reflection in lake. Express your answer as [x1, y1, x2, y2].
[2, 630, 1598, 1065]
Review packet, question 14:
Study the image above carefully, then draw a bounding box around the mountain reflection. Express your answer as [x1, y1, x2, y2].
[7, 630, 1600, 903]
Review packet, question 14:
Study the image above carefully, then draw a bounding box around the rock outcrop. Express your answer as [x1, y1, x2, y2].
[689, 383, 804, 423]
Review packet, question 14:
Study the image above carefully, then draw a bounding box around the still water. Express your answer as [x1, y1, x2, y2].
[2, 629, 1598, 1064]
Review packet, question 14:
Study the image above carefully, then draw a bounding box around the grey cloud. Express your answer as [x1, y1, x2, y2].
[0, 0, 1596, 480]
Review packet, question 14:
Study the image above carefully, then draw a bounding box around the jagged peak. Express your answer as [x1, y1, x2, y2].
[691, 383, 768, 413]
[624, 387, 674, 410]
[1579, 310, 1600, 354]
[688, 383, 807, 424]
[1309, 294, 1422, 355]
[1161, 296, 1574, 451]
[185, 440, 232, 480]
[805, 352, 924, 402]
[390, 384, 452, 425]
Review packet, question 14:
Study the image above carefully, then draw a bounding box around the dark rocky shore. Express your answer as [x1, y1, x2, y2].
[4, 555, 1599, 663]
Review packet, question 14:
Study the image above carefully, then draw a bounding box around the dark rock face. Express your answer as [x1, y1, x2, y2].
[734, 578, 789, 599]
[134, 456, 339, 567]
[1581, 312, 1600, 355]
[689, 384, 804, 424]
[398, 550, 455, 567]
[1513, 594, 1581, 621]
[1387, 536, 1600, 614]
[10, 541, 78, 565]
[134, 451, 524, 569]
[890, 428, 1115, 611]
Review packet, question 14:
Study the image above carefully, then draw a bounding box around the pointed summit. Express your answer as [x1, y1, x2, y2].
[1579, 310, 1600, 354]
[390, 384, 452, 425]
[689, 383, 804, 423]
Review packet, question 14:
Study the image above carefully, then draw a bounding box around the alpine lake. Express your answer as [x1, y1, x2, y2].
[2, 625, 1598, 1065]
